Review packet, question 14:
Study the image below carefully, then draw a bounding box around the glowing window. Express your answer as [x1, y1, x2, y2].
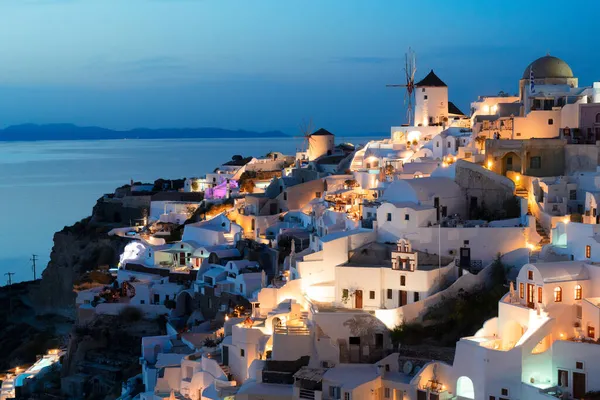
[538, 287, 543, 303]
[574, 285, 582, 300]
[586, 245, 591, 259]
[519, 283, 524, 299]
[554, 287, 562, 302]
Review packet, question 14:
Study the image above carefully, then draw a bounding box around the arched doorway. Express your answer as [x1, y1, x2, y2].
[456, 376, 475, 399]
[501, 152, 521, 176]
[174, 291, 194, 317]
[272, 317, 282, 333]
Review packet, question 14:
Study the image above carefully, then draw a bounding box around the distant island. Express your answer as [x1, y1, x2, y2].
[0, 123, 288, 141]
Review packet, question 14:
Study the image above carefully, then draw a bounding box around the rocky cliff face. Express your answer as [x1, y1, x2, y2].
[31, 198, 129, 315]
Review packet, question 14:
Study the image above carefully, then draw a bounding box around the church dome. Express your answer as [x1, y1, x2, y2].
[522, 55, 573, 80]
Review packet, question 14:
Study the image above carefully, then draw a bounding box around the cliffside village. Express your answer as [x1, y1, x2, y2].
[7, 55, 600, 400]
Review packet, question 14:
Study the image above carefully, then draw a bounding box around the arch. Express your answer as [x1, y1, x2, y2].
[174, 291, 194, 317]
[272, 317, 282, 333]
[574, 284, 582, 300]
[595, 113, 600, 124]
[501, 151, 521, 175]
[554, 286, 562, 302]
[456, 376, 475, 399]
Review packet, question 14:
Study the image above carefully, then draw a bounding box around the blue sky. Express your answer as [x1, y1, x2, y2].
[0, 0, 598, 135]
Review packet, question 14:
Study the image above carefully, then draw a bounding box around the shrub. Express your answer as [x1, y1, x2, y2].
[203, 338, 217, 348]
[119, 306, 143, 322]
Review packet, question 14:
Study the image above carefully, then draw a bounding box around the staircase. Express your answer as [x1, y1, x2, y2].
[536, 220, 551, 247]
[220, 364, 231, 376]
[515, 188, 531, 214]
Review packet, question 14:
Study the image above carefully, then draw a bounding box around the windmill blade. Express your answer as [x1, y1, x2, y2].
[386, 84, 407, 87]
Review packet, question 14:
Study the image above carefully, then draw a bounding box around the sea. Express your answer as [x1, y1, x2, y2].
[0, 134, 385, 283]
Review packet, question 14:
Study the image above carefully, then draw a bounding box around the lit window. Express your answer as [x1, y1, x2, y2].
[554, 287, 562, 302]
[588, 326, 596, 339]
[519, 283, 524, 299]
[586, 245, 591, 259]
[574, 284, 582, 300]
[538, 287, 543, 303]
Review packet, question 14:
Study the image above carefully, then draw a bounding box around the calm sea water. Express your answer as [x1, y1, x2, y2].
[0, 135, 384, 283]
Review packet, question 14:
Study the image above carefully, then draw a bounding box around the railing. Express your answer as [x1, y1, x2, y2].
[274, 325, 311, 335]
[299, 389, 316, 400]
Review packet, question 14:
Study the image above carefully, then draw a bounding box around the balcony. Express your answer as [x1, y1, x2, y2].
[274, 325, 311, 335]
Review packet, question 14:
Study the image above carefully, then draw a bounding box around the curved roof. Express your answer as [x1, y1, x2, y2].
[530, 261, 589, 283]
[381, 177, 460, 204]
[522, 55, 574, 80]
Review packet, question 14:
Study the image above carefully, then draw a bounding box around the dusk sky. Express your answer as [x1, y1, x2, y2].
[0, 0, 598, 135]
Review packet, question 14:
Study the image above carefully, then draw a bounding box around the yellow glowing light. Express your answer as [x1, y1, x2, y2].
[406, 130, 421, 143]
[563, 217, 570, 224]
[225, 315, 229, 321]
[526, 243, 535, 251]
[560, 333, 565, 338]
[442, 162, 448, 168]
[483, 105, 490, 113]
[516, 175, 521, 182]
[491, 105, 498, 114]
[487, 160, 493, 169]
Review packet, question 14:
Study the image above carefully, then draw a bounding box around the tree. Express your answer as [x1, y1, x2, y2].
[475, 135, 486, 151]
[191, 180, 199, 192]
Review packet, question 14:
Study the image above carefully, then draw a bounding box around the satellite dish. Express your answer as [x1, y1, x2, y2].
[403, 361, 413, 375]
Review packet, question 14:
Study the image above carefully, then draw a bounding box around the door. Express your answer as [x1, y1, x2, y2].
[527, 283, 535, 309]
[470, 197, 478, 218]
[179, 252, 186, 265]
[399, 290, 407, 307]
[355, 290, 363, 309]
[573, 372, 586, 399]
[434, 197, 440, 221]
[459, 247, 471, 269]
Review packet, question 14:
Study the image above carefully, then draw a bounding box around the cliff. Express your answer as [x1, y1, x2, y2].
[31, 202, 129, 315]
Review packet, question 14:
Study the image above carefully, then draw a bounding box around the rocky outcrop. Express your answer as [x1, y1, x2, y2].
[32, 212, 128, 315]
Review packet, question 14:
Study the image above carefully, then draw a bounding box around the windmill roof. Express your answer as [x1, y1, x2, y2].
[415, 70, 447, 87]
[311, 128, 334, 136]
[448, 101, 465, 116]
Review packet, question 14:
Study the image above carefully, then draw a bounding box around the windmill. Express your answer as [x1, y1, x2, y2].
[295, 118, 315, 155]
[386, 48, 417, 125]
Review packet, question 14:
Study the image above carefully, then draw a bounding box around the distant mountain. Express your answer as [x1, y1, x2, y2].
[0, 123, 288, 141]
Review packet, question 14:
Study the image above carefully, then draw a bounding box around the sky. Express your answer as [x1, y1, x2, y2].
[0, 0, 598, 135]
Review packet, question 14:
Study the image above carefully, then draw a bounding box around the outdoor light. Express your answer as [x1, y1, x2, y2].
[563, 217, 570, 224]
[483, 105, 490, 113]
[487, 160, 493, 169]
[491, 105, 498, 114]
[516, 175, 521, 182]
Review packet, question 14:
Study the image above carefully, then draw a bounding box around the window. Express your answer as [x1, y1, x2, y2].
[414, 292, 420, 302]
[369, 291, 375, 300]
[464, 240, 470, 246]
[436, 141, 439, 147]
[528, 270, 533, 280]
[447, 141, 451, 148]
[586, 245, 591, 259]
[140, 300, 145, 305]
[576, 361, 584, 369]
[588, 326, 596, 339]
[344, 393, 350, 400]
[387, 213, 392, 222]
[315, 192, 321, 198]
[530, 156, 542, 169]
[570, 190, 577, 200]
[385, 364, 390, 372]
[240, 349, 245, 357]
[329, 387, 341, 399]
[343, 289, 349, 298]
[574, 284, 582, 300]
[387, 289, 393, 299]
[489, 397, 496, 400]
[404, 214, 410, 221]
[283, 192, 287, 201]
[501, 388, 509, 396]
[519, 282, 524, 299]
[349, 337, 360, 345]
[554, 287, 562, 302]
[422, 88, 425, 92]
[424, 95, 428, 100]
[384, 388, 391, 399]
[538, 287, 543, 303]
[548, 118, 554, 125]
[400, 276, 406, 286]
[516, 132, 521, 137]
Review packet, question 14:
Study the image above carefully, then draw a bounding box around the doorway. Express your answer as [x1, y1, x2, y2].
[573, 372, 586, 398]
[398, 290, 407, 307]
[179, 252, 186, 265]
[527, 283, 535, 309]
[354, 290, 363, 309]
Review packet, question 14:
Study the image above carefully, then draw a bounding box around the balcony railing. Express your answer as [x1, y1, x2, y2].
[299, 389, 316, 400]
[274, 325, 311, 335]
